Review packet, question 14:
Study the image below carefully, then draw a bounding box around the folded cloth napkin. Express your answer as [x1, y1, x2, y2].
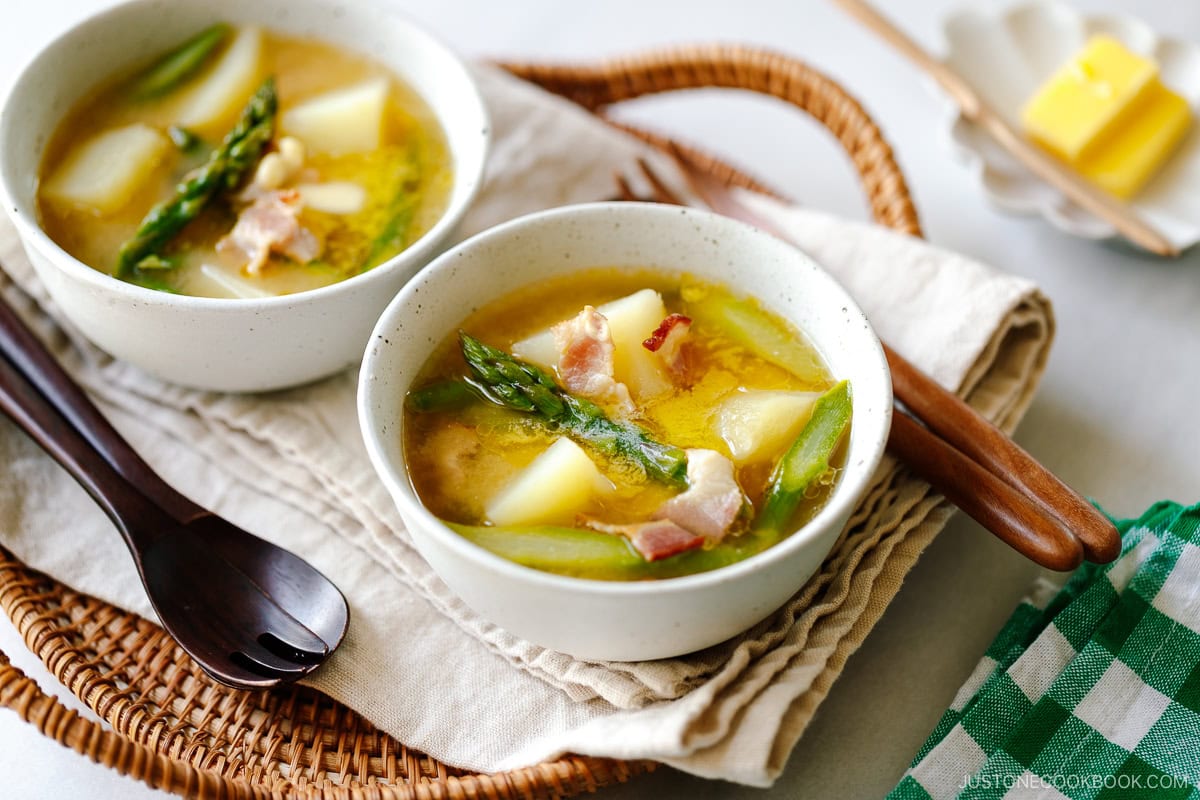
[891, 501, 1200, 800]
[0, 64, 1055, 786]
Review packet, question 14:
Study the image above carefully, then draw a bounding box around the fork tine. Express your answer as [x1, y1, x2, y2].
[252, 602, 330, 662]
[659, 141, 784, 231]
[613, 172, 639, 202]
[230, 639, 314, 678]
[191, 515, 349, 651]
[663, 141, 717, 206]
[258, 629, 328, 665]
[635, 157, 687, 205]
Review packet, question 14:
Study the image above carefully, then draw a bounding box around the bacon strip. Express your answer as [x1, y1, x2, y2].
[642, 313, 692, 374]
[584, 518, 705, 561]
[552, 306, 634, 412]
[655, 449, 744, 542]
[218, 189, 322, 274]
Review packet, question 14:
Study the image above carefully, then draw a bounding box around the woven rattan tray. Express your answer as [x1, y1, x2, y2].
[0, 45, 920, 799]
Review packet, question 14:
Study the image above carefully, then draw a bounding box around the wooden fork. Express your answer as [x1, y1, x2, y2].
[616, 149, 1120, 570]
[0, 290, 349, 689]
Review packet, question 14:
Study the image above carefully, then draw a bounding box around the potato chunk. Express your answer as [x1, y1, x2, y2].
[42, 124, 169, 215]
[715, 390, 820, 465]
[177, 26, 264, 136]
[511, 289, 672, 401]
[281, 78, 390, 156]
[486, 438, 611, 526]
[295, 181, 367, 214]
[600, 289, 672, 400]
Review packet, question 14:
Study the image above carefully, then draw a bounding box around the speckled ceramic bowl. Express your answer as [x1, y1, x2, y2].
[0, 0, 488, 391]
[358, 202, 892, 661]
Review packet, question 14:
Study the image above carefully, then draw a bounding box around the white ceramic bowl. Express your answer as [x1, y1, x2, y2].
[0, 0, 488, 392]
[358, 202, 892, 661]
[940, 0, 1200, 251]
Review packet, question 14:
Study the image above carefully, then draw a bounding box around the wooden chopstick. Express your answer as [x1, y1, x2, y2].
[885, 345, 1117, 564]
[831, 0, 1180, 258]
[644, 148, 1120, 570]
[889, 410, 1082, 570]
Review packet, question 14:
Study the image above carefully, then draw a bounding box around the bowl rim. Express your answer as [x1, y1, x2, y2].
[0, 0, 490, 309]
[358, 201, 893, 598]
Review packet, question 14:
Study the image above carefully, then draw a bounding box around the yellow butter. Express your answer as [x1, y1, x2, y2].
[1021, 35, 1193, 199]
[1022, 36, 1158, 163]
[1077, 81, 1192, 198]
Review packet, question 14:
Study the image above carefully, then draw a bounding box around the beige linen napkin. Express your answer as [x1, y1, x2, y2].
[0, 64, 1053, 786]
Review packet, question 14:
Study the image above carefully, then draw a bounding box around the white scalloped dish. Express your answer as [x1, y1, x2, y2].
[940, 1, 1200, 250]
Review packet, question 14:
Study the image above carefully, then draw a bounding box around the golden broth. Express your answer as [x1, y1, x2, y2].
[403, 270, 848, 579]
[37, 30, 452, 297]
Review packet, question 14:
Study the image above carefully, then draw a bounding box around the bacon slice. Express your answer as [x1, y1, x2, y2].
[642, 313, 692, 374]
[218, 189, 322, 274]
[584, 518, 704, 561]
[552, 306, 634, 412]
[655, 449, 744, 541]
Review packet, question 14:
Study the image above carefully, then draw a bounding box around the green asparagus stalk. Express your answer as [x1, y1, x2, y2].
[755, 380, 852, 535]
[458, 332, 689, 487]
[167, 125, 203, 153]
[360, 146, 421, 271]
[450, 523, 646, 577]
[131, 24, 231, 101]
[684, 285, 827, 384]
[116, 77, 278, 279]
[449, 522, 780, 579]
[405, 379, 480, 412]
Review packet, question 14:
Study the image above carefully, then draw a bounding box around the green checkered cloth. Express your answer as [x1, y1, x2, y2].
[890, 501, 1200, 800]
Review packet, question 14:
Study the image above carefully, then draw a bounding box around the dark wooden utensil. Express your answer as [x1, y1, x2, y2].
[617, 151, 1121, 570]
[0, 292, 348, 689]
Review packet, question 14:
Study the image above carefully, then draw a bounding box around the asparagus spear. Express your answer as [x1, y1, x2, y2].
[450, 523, 647, 578]
[450, 522, 780, 579]
[458, 332, 689, 487]
[755, 379, 852, 535]
[360, 147, 421, 271]
[116, 77, 278, 279]
[167, 125, 203, 153]
[405, 379, 479, 412]
[684, 285, 827, 385]
[131, 24, 231, 101]
[361, 177, 419, 270]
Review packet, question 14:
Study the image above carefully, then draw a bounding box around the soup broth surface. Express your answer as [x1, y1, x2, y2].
[404, 269, 849, 580]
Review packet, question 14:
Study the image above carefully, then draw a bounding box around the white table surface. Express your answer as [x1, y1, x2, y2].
[2, 1, 1197, 797]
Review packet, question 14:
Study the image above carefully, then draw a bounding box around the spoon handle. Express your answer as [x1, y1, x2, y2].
[0, 294, 204, 522]
[0, 346, 172, 550]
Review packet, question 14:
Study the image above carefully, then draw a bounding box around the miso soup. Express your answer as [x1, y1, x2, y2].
[403, 270, 853, 581]
[37, 24, 452, 297]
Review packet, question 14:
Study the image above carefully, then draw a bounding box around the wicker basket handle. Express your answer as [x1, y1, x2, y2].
[498, 44, 923, 237]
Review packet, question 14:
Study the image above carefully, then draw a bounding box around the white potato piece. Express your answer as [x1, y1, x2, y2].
[198, 263, 272, 299]
[510, 289, 672, 400]
[486, 438, 612, 526]
[715, 390, 820, 465]
[42, 124, 169, 215]
[281, 78, 389, 156]
[295, 181, 367, 214]
[600, 289, 672, 400]
[510, 329, 557, 371]
[177, 27, 264, 136]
